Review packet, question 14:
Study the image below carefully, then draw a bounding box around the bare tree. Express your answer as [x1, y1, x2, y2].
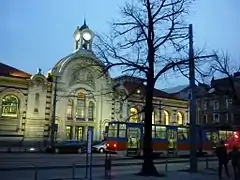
[206, 52, 240, 123]
[95, 0, 193, 176]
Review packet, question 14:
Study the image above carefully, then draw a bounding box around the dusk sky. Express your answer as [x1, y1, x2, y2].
[1, 0, 239, 89]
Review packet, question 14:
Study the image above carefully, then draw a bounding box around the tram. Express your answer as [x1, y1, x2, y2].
[104, 121, 235, 157]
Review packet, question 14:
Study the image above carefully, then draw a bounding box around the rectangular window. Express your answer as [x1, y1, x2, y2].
[212, 101, 219, 111]
[76, 99, 85, 120]
[203, 101, 207, 111]
[152, 126, 156, 138]
[213, 113, 219, 123]
[155, 126, 166, 139]
[177, 127, 189, 140]
[226, 99, 232, 108]
[108, 123, 117, 137]
[119, 124, 126, 138]
[75, 126, 83, 141]
[225, 113, 229, 122]
[66, 126, 72, 140]
[203, 114, 207, 123]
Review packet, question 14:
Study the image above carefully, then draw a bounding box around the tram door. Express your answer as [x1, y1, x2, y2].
[167, 128, 177, 154]
[127, 127, 141, 156]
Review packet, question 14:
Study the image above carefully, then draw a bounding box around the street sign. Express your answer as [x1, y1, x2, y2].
[86, 127, 93, 179]
[87, 127, 93, 154]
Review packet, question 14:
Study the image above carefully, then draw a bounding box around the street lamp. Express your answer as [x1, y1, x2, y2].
[47, 72, 59, 148]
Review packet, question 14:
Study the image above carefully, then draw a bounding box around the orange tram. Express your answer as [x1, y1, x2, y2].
[105, 121, 239, 156]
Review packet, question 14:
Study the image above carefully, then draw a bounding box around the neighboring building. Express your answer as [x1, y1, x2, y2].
[164, 74, 240, 128]
[0, 22, 189, 146]
[197, 74, 240, 127]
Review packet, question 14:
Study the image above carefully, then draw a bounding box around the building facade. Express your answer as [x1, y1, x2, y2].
[196, 74, 240, 127]
[0, 23, 189, 146]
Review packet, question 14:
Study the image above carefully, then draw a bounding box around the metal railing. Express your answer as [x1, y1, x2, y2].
[0, 156, 217, 180]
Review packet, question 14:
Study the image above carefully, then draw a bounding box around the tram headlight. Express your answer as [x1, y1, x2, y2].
[113, 144, 117, 148]
[107, 143, 109, 147]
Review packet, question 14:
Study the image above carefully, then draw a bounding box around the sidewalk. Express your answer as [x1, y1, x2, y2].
[54, 170, 219, 180]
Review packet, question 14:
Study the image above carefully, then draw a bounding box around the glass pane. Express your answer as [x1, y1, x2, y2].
[119, 124, 126, 138]
[177, 127, 189, 140]
[66, 126, 72, 140]
[108, 123, 117, 137]
[152, 126, 156, 138]
[2, 95, 19, 117]
[75, 126, 83, 141]
[156, 126, 166, 139]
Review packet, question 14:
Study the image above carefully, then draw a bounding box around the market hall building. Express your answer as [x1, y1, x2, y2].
[0, 22, 189, 146]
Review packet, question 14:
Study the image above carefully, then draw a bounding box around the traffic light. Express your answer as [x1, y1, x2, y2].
[47, 72, 53, 82]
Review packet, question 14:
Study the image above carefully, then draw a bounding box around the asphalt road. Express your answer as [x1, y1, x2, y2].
[0, 160, 218, 180]
[0, 153, 216, 170]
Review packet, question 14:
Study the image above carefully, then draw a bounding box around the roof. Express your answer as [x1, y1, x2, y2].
[114, 76, 184, 100]
[162, 84, 189, 93]
[0, 62, 32, 79]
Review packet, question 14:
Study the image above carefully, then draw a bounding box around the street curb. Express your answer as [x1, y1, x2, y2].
[0, 158, 217, 171]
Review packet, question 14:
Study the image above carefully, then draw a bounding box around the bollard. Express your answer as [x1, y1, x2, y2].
[205, 157, 209, 169]
[165, 159, 168, 172]
[34, 165, 38, 180]
[72, 163, 75, 179]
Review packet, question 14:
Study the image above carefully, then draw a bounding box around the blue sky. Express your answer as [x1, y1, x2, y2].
[0, 0, 239, 89]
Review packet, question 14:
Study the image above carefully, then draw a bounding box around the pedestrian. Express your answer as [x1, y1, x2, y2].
[229, 146, 240, 180]
[216, 140, 230, 179]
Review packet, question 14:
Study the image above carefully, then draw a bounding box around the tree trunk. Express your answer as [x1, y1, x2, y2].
[139, 76, 159, 176]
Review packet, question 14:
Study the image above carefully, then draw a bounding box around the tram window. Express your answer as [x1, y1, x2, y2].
[155, 126, 166, 139]
[206, 132, 211, 141]
[152, 126, 156, 138]
[108, 124, 117, 137]
[119, 124, 126, 138]
[227, 131, 233, 139]
[177, 128, 188, 140]
[219, 131, 227, 141]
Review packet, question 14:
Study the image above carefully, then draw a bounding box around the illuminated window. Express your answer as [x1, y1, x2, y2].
[1, 95, 19, 117]
[130, 107, 138, 123]
[152, 111, 156, 124]
[88, 101, 94, 121]
[66, 126, 72, 140]
[156, 126, 166, 139]
[67, 99, 73, 118]
[76, 92, 86, 120]
[163, 110, 169, 125]
[178, 127, 189, 140]
[75, 126, 83, 140]
[177, 112, 183, 125]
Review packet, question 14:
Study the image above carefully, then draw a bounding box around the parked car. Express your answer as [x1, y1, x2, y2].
[45, 140, 86, 154]
[92, 142, 107, 153]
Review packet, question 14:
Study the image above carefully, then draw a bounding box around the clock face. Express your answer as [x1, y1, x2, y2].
[83, 31, 92, 41]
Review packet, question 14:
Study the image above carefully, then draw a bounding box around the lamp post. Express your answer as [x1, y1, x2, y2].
[188, 24, 198, 172]
[50, 75, 58, 148]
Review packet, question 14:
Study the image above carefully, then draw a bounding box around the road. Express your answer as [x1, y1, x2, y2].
[0, 160, 218, 180]
[0, 153, 216, 170]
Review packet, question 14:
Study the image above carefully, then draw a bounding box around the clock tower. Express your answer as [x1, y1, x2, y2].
[73, 19, 94, 51]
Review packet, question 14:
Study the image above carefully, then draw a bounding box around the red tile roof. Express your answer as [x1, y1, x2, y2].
[0, 62, 32, 79]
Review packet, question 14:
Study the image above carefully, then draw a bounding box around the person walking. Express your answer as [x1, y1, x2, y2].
[216, 140, 230, 179]
[229, 146, 240, 180]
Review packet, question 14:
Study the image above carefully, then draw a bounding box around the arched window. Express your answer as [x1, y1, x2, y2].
[76, 92, 86, 120]
[152, 111, 156, 124]
[129, 107, 138, 123]
[88, 101, 94, 121]
[1, 95, 19, 117]
[67, 99, 73, 119]
[163, 110, 169, 125]
[177, 112, 183, 125]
